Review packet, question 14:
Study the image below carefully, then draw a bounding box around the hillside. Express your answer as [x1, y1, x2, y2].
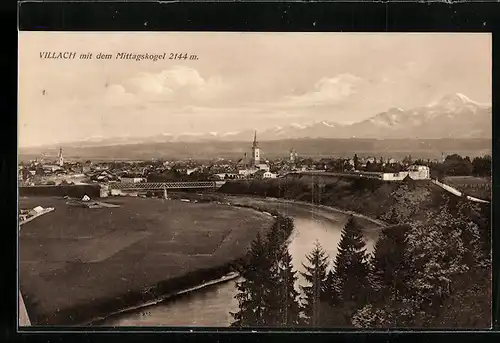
[218, 175, 489, 227]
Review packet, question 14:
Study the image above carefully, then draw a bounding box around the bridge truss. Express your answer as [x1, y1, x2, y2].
[108, 181, 217, 190]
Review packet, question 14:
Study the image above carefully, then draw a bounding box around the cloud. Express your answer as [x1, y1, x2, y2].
[283, 73, 365, 107]
[120, 66, 228, 103]
[103, 84, 137, 106]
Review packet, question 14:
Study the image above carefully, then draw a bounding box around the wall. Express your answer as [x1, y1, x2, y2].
[19, 185, 101, 198]
[382, 169, 430, 181]
[382, 172, 409, 181]
[431, 179, 489, 203]
[110, 189, 140, 197]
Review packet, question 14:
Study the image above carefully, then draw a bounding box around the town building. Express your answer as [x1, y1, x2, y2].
[381, 165, 431, 181]
[42, 164, 63, 173]
[215, 173, 240, 180]
[120, 176, 147, 183]
[263, 171, 278, 179]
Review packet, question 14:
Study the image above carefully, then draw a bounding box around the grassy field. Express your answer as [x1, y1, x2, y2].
[19, 196, 273, 325]
[444, 176, 492, 200]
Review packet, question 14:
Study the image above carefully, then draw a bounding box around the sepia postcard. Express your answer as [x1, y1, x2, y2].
[18, 32, 492, 329]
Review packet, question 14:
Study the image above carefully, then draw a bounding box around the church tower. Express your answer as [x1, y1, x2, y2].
[58, 148, 64, 167]
[290, 149, 297, 163]
[251, 131, 260, 166]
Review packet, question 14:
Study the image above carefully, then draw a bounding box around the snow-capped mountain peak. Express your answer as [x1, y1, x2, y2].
[320, 121, 336, 127]
[179, 132, 204, 136]
[428, 92, 488, 109]
[221, 131, 240, 137]
[387, 107, 404, 113]
[64, 93, 490, 147]
[290, 123, 307, 129]
[81, 135, 105, 142]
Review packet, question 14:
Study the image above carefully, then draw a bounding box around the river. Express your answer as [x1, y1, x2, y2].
[100, 198, 382, 327]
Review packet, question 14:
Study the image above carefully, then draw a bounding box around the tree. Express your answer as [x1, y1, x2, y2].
[474, 202, 491, 262]
[380, 183, 430, 224]
[402, 200, 471, 320]
[371, 225, 410, 294]
[332, 216, 371, 325]
[262, 217, 300, 326]
[365, 161, 378, 172]
[355, 199, 490, 329]
[300, 241, 330, 327]
[472, 155, 491, 177]
[274, 249, 302, 327]
[231, 232, 270, 327]
[232, 216, 300, 327]
[442, 154, 473, 176]
[353, 154, 360, 170]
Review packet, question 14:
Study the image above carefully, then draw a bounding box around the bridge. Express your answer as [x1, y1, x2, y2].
[108, 181, 219, 191]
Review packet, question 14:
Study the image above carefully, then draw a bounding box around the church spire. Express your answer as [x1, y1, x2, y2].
[251, 131, 260, 166]
[58, 148, 64, 167]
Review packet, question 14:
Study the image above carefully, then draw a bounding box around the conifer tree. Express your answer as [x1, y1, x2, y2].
[275, 248, 302, 327]
[232, 216, 300, 327]
[333, 216, 371, 325]
[300, 241, 330, 327]
[231, 232, 270, 327]
[264, 216, 301, 327]
[370, 224, 411, 303]
[262, 216, 295, 326]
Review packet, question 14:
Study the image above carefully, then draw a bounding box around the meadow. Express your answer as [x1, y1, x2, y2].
[443, 176, 492, 200]
[19, 196, 273, 325]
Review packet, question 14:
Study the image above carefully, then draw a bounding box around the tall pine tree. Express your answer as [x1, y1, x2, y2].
[275, 248, 302, 326]
[333, 215, 371, 326]
[370, 224, 411, 303]
[262, 216, 300, 326]
[232, 216, 300, 327]
[231, 232, 270, 327]
[300, 240, 330, 327]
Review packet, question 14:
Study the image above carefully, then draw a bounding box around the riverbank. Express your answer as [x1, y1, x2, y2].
[87, 271, 240, 326]
[262, 197, 387, 227]
[218, 177, 453, 225]
[19, 196, 274, 325]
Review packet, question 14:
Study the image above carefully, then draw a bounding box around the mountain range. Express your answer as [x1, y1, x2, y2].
[23, 93, 492, 149]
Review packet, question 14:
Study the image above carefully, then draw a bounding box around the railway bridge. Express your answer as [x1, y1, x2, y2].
[107, 181, 223, 191]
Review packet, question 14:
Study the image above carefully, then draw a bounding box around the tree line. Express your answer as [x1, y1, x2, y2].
[348, 154, 491, 178]
[231, 198, 491, 328]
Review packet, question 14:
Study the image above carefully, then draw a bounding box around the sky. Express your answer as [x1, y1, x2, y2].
[18, 32, 491, 147]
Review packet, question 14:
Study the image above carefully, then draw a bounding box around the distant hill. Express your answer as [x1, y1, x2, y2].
[19, 138, 492, 162]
